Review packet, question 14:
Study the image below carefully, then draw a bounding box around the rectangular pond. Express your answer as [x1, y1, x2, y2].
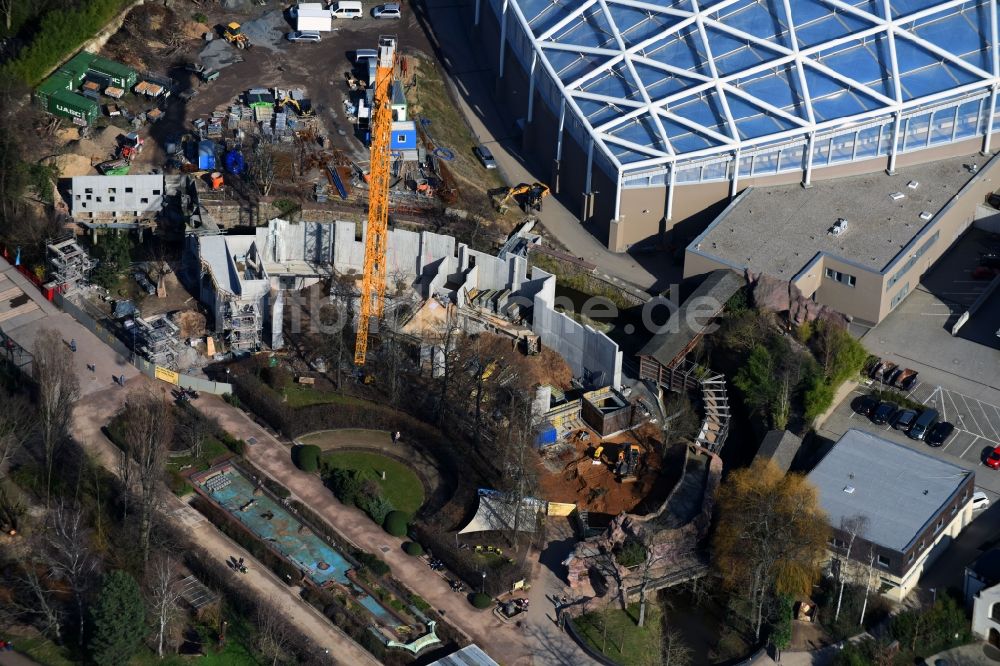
[195, 465, 396, 625]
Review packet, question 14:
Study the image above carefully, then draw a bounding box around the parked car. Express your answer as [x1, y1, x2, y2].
[895, 368, 918, 390]
[474, 144, 497, 169]
[986, 447, 1000, 470]
[886, 366, 904, 386]
[871, 402, 897, 425]
[856, 395, 879, 417]
[893, 409, 918, 431]
[972, 490, 990, 511]
[373, 3, 402, 18]
[287, 31, 322, 42]
[926, 421, 955, 447]
[908, 408, 939, 440]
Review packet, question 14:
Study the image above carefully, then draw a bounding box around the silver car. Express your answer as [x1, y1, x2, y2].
[474, 144, 497, 169]
[373, 3, 401, 18]
[287, 31, 322, 42]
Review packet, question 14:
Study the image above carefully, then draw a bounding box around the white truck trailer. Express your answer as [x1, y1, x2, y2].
[295, 4, 332, 32]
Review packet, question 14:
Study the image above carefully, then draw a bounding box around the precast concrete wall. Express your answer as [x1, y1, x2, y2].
[530, 269, 623, 387]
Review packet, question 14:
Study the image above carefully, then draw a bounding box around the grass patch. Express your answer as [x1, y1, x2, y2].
[408, 57, 504, 195]
[166, 436, 230, 472]
[573, 603, 663, 666]
[322, 450, 424, 514]
[279, 384, 368, 409]
[3, 632, 76, 666]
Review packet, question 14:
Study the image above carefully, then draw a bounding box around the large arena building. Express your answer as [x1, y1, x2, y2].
[476, 0, 1000, 252]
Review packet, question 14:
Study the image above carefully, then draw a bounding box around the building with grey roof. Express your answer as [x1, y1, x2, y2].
[685, 151, 1000, 326]
[755, 430, 802, 474]
[807, 429, 974, 601]
[427, 644, 498, 666]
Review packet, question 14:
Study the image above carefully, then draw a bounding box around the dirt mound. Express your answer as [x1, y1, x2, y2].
[175, 310, 207, 339]
[183, 20, 209, 41]
[51, 154, 94, 178]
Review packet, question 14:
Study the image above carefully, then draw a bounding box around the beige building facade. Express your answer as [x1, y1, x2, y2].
[684, 151, 1000, 326]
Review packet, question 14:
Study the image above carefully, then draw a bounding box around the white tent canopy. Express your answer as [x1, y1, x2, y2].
[458, 489, 545, 535]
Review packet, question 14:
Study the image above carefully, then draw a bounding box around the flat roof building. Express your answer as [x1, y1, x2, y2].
[807, 429, 974, 601]
[477, 0, 1000, 252]
[685, 151, 1000, 325]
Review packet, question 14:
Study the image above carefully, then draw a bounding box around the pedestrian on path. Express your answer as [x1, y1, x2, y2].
[69, 338, 76, 352]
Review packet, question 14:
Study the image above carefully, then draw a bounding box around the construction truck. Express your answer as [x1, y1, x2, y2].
[116, 132, 144, 162]
[615, 444, 642, 481]
[223, 23, 251, 50]
[489, 182, 550, 214]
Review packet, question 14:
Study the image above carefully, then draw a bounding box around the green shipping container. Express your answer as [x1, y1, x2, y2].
[87, 55, 137, 89]
[36, 73, 74, 106]
[61, 52, 96, 84]
[47, 90, 99, 125]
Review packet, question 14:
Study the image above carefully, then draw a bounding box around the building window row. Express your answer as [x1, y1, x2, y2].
[887, 231, 940, 290]
[825, 268, 856, 287]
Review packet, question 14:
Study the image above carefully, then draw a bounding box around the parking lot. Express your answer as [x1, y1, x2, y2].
[861, 228, 1000, 395]
[819, 379, 1000, 494]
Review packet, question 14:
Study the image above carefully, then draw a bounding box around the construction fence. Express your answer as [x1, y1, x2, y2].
[54, 292, 232, 395]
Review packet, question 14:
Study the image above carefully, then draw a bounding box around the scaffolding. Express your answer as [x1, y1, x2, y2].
[45, 235, 95, 294]
[224, 299, 261, 352]
[134, 315, 181, 367]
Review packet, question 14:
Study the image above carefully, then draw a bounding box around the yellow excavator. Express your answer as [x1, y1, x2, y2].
[489, 182, 550, 213]
[223, 23, 251, 50]
[277, 97, 313, 117]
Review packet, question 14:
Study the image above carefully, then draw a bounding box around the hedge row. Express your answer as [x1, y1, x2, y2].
[2, 0, 131, 86]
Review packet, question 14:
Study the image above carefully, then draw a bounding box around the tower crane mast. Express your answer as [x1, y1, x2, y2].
[354, 36, 396, 366]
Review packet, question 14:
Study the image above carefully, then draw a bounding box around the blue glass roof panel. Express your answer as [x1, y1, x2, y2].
[518, 0, 994, 167]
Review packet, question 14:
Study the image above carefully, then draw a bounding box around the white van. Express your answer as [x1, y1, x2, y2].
[330, 1, 363, 18]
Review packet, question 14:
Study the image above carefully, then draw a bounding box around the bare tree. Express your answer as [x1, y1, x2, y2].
[121, 389, 174, 564]
[0, 392, 34, 479]
[249, 140, 276, 197]
[32, 329, 80, 506]
[255, 605, 292, 666]
[495, 388, 539, 550]
[835, 514, 869, 622]
[0, 0, 12, 32]
[17, 561, 63, 643]
[44, 501, 98, 647]
[662, 627, 693, 666]
[859, 544, 879, 627]
[147, 555, 182, 658]
[116, 437, 135, 520]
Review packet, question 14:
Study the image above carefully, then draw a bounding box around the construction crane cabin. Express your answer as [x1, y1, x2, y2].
[354, 36, 397, 366]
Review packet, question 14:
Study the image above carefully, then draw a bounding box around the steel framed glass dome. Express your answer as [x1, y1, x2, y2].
[499, 0, 998, 178]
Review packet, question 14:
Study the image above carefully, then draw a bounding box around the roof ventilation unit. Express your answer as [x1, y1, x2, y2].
[890, 192, 905, 201]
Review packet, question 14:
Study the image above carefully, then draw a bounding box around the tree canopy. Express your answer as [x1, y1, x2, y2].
[89, 570, 146, 666]
[713, 459, 829, 640]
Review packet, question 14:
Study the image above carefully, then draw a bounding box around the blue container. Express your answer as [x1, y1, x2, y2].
[197, 140, 216, 170]
[536, 425, 557, 447]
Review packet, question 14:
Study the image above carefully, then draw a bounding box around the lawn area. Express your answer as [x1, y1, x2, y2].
[322, 450, 425, 514]
[299, 428, 393, 449]
[573, 603, 663, 666]
[166, 435, 230, 471]
[279, 384, 369, 409]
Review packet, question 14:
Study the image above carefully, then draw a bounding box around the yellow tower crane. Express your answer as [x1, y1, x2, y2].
[354, 36, 397, 366]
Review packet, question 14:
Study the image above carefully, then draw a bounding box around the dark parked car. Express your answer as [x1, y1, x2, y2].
[908, 408, 939, 441]
[871, 402, 897, 425]
[893, 409, 918, 431]
[856, 395, 879, 417]
[926, 421, 954, 447]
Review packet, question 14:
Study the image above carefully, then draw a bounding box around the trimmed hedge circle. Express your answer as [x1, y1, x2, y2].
[471, 593, 493, 609]
[294, 444, 321, 473]
[384, 510, 410, 537]
[403, 542, 423, 557]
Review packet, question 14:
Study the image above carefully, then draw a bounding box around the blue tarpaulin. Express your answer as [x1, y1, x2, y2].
[198, 140, 216, 171]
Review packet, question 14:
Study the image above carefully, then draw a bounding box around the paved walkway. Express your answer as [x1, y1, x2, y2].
[194, 393, 597, 665]
[70, 382, 379, 666]
[421, 0, 680, 293]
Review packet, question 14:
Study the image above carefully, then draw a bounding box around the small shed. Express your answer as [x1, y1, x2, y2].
[755, 430, 802, 474]
[390, 80, 407, 121]
[390, 121, 418, 161]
